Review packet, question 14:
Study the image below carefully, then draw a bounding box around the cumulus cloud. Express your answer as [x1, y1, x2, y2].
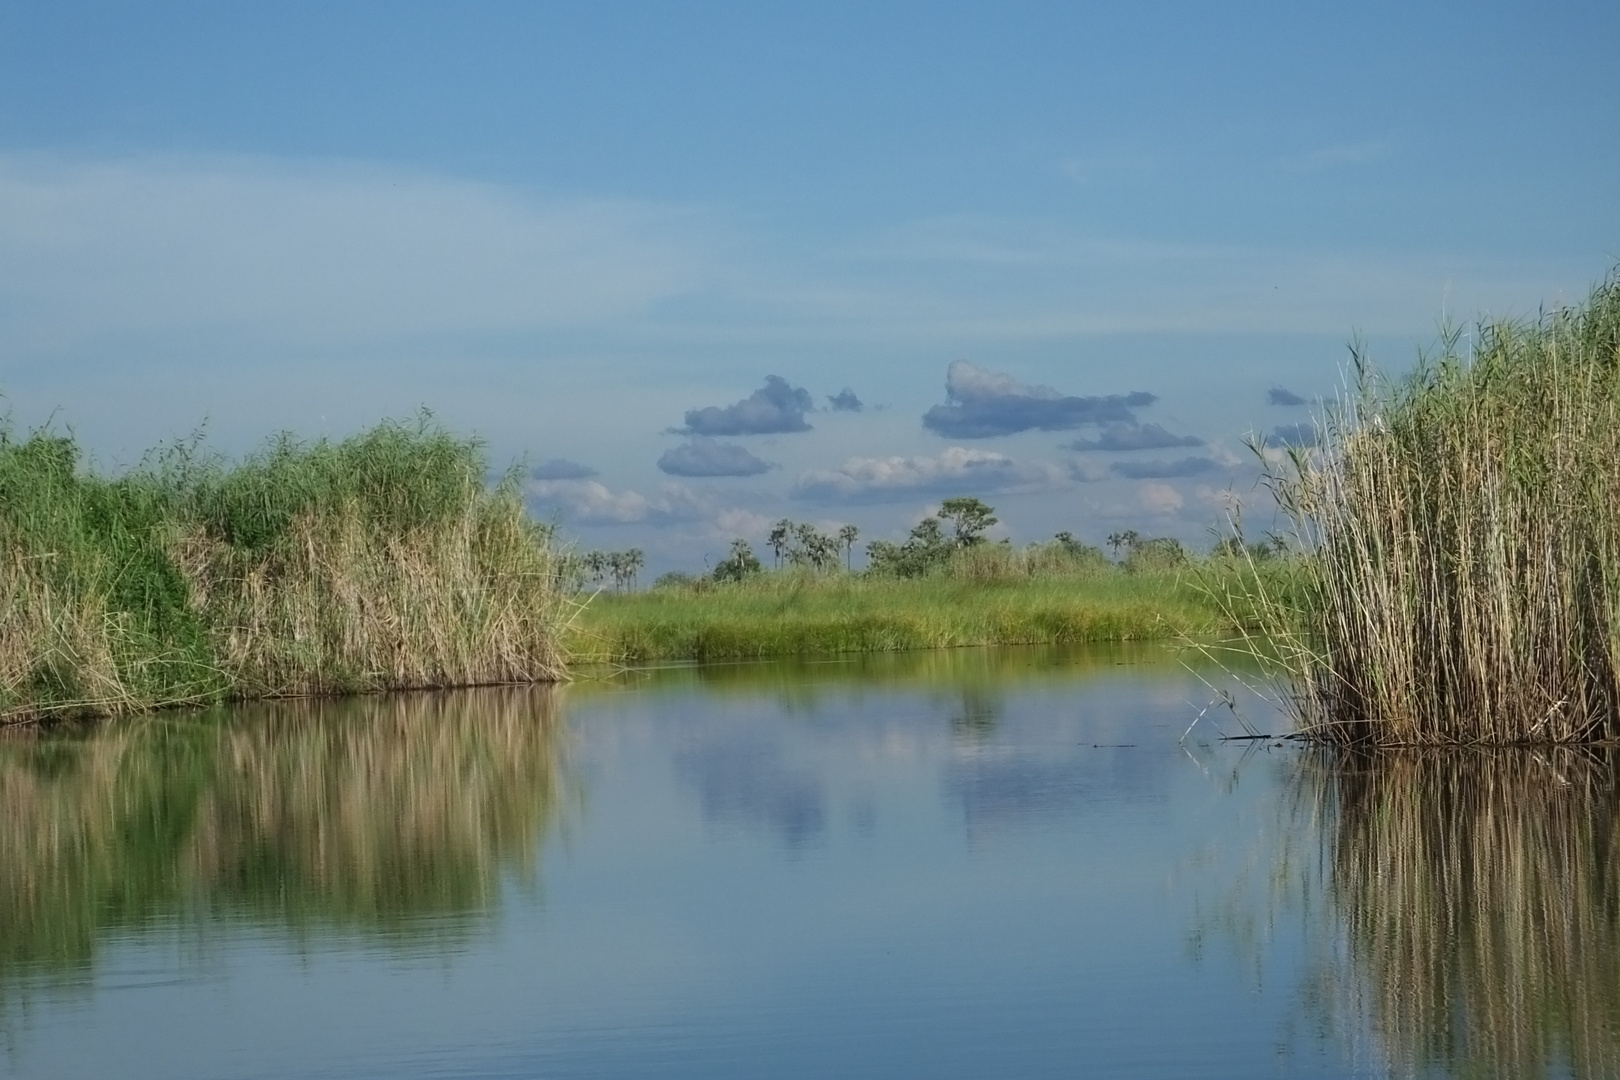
[678, 376, 814, 436]
[826, 388, 864, 412]
[1066, 422, 1202, 452]
[1111, 456, 1223, 479]
[529, 458, 597, 480]
[1138, 482, 1185, 515]
[1265, 422, 1318, 448]
[1267, 386, 1307, 406]
[922, 360, 1156, 439]
[791, 446, 1065, 503]
[525, 478, 710, 525]
[716, 508, 773, 538]
[657, 437, 775, 477]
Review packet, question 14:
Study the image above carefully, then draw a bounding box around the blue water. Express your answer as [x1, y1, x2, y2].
[2, 644, 1609, 1079]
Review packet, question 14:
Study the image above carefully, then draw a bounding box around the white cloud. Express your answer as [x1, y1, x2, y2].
[943, 359, 1062, 403]
[791, 446, 1066, 504]
[715, 508, 773, 538]
[1138, 482, 1184, 515]
[0, 153, 712, 351]
[526, 478, 710, 526]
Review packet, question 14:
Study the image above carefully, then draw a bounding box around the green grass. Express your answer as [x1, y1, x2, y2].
[1249, 271, 1620, 745]
[569, 560, 1256, 663]
[0, 413, 568, 723]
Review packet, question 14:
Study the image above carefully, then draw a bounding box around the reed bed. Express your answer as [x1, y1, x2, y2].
[0, 415, 569, 723]
[1252, 275, 1620, 744]
[1299, 748, 1620, 1078]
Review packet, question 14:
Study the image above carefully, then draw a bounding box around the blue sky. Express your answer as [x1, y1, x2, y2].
[4, 1, 1617, 571]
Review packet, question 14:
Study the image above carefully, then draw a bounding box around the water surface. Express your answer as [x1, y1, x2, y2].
[2, 644, 1615, 1079]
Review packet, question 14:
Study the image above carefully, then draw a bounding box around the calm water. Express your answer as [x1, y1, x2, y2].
[2, 644, 1617, 1079]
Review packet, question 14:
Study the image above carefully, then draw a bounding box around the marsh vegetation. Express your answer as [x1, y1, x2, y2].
[1249, 275, 1620, 744]
[569, 525, 1279, 664]
[0, 415, 568, 724]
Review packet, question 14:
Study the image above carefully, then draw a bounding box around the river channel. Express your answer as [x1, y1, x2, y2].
[2, 643, 1616, 1079]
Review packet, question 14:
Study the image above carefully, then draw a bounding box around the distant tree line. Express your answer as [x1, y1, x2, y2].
[574, 548, 645, 591]
[571, 494, 1268, 592]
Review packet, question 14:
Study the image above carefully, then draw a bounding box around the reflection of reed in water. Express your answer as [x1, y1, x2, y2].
[0, 687, 565, 993]
[1307, 749, 1620, 1079]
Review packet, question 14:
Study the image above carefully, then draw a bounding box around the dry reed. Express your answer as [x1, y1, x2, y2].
[0, 415, 570, 723]
[1251, 274, 1620, 744]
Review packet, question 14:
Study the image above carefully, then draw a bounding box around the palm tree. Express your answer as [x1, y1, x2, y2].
[838, 524, 859, 570]
[767, 519, 792, 568]
[1107, 530, 1140, 558]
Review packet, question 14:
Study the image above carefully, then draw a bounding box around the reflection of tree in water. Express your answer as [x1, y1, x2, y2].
[0, 687, 565, 1004]
[613, 640, 1210, 710]
[1303, 748, 1620, 1080]
[949, 686, 1002, 740]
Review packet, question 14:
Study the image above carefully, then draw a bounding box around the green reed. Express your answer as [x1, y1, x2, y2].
[1250, 274, 1620, 744]
[0, 413, 569, 722]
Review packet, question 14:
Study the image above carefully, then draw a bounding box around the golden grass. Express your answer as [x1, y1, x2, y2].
[0, 416, 569, 723]
[1249, 274, 1620, 744]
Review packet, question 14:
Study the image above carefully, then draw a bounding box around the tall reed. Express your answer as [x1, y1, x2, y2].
[1254, 275, 1620, 744]
[0, 415, 569, 722]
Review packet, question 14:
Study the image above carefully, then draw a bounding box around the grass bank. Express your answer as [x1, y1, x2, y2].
[0, 414, 568, 724]
[569, 548, 1263, 664]
[1250, 273, 1620, 744]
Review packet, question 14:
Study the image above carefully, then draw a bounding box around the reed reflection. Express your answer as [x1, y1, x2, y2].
[0, 687, 565, 1000]
[1305, 748, 1620, 1079]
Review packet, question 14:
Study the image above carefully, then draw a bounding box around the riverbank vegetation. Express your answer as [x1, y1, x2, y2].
[569, 521, 1280, 664]
[1249, 274, 1620, 745]
[0, 414, 568, 724]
